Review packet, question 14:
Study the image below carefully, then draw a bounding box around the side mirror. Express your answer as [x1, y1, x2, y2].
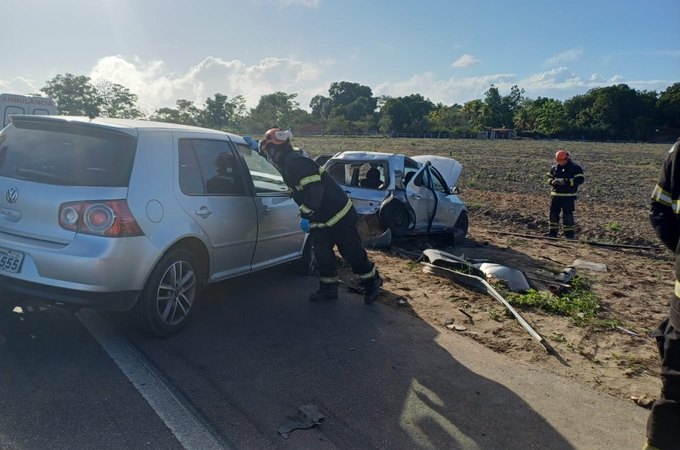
[450, 186, 461, 195]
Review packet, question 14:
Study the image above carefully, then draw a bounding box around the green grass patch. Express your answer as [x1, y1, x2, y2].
[505, 276, 600, 325]
[604, 222, 621, 232]
[404, 260, 421, 271]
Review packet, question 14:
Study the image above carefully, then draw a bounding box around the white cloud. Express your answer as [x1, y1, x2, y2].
[0, 77, 42, 96]
[451, 54, 480, 68]
[374, 72, 516, 105]
[544, 49, 583, 67]
[88, 55, 334, 114]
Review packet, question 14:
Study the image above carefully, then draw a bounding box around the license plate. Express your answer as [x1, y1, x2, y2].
[0, 247, 24, 273]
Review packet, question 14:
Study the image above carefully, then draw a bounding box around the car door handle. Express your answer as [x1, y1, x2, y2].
[195, 206, 212, 218]
[410, 194, 422, 200]
[261, 205, 270, 216]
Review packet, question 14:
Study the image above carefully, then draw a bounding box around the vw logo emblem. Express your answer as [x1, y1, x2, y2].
[6, 186, 18, 204]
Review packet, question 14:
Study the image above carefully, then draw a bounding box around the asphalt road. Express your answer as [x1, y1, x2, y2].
[0, 266, 648, 449]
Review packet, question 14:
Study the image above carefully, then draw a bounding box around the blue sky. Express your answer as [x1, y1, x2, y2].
[2, 0, 678, 115]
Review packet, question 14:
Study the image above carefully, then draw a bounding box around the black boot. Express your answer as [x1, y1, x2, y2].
[309, 282, 339, 302]
[362, 271, 383, 304]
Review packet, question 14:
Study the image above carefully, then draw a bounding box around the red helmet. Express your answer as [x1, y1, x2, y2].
[555, 150, 570, 162]
[260, 128, 293, 152]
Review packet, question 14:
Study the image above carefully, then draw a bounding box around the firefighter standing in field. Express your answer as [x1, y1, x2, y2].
[259, 127, 383, 304]
[645, 138, 680, 450]
[545, 150, 585, 239]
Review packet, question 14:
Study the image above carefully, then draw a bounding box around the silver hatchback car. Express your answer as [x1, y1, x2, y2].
[0, 115, 314, 336]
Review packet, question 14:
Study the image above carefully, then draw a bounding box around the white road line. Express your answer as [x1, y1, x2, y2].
[76, 309, 226, 450]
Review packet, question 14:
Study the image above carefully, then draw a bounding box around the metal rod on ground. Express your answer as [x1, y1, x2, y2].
[484, 230, 653, 250]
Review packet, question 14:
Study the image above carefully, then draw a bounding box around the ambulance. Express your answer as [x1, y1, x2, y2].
[1, 93, 58, 127]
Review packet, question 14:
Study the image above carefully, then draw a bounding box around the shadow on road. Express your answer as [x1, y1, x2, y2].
[123, 266, 575, 449]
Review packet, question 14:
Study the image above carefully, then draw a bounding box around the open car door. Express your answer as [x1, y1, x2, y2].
[404, 163, 437, 233]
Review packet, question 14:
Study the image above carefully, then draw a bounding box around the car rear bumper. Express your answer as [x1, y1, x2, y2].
[0, 275, 139, 311]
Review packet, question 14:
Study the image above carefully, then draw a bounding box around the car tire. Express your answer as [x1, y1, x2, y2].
[444, 210, 468, 246]
[292, 237, 317, 276]
[379, 200, 410, 237]
[134, 248, 204, 338]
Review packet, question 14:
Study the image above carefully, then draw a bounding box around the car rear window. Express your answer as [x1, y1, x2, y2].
[0, 121, 136, 187]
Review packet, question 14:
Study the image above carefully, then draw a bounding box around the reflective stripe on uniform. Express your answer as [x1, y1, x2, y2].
[652, 184, 680, 214]
[359, 267, 376, 280]
[320, 276, 340, 284]
[550, 192, 578, 197]
[652, 184, 673, 206]
[299, 204, 313, 214]
[675, 280, 680, 298]
[309, 198, 353, 229]
[295, 167, 323, 191]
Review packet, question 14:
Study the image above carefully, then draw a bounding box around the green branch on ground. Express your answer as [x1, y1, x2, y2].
[505, 276, 601, 325]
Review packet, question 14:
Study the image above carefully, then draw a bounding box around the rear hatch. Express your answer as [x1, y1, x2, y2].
[0, 116, 137, 244]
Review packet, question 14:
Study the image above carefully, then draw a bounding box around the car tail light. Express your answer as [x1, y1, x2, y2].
[58, 200, 144, 237]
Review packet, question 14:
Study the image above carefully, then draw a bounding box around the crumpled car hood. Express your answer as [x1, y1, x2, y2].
[412, 155, 462, 188]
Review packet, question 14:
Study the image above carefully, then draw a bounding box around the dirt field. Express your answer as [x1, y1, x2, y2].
[297, 136, 675, 408]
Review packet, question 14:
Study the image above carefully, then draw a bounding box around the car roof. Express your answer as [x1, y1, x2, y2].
[8, 114, 244, 142]
[331, 151, 404, 161]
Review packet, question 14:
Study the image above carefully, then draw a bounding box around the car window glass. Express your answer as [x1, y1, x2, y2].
[403, 157, 420, 186]
[189, 140, 247, 196]
[0, 124, 135, 186]
[178, 140, 204, 195]
[327, 163, 345, 184]
[359, 162, 387, 189]
[235, 143, 289, 194]
[430, 167, 449, 194]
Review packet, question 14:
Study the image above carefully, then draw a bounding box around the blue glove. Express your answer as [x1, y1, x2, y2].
[300, 218, 310, 233]
[243, 135, 259, 151]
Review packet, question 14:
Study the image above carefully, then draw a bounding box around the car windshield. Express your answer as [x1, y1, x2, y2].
[0, 122, 136, 187]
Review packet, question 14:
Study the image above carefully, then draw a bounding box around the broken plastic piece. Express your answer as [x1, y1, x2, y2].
[572, 259, 607, 272]
[474, 263, 531, 293]
[277, 404, 324, 439]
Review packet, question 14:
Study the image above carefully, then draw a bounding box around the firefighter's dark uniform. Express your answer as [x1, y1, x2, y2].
[279, 151, 379, 301]
[647, 139, 680, 450]
[546, 160, 585, 238]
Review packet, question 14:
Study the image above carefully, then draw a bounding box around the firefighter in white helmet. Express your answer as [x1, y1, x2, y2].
[260, 127, 382, 304]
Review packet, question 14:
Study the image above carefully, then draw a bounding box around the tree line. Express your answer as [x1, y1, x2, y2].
[39, 73, 680, 141]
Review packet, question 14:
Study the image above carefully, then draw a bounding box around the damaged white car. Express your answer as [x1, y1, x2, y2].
[322, 151, 468, 247]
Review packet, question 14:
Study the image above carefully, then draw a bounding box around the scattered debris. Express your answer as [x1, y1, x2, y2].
[278, 404, 325, 439]
[418, 249, 559, 357]
[458, 308, 474, 323]
[453, 325, 467, 331]
[630, 395, 656, 409]
[555, 267, 576, 284]
[572, 259, 607, 272]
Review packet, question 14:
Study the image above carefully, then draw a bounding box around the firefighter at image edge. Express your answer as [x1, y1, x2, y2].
[259, 127, 383, 304]
[645, 137, 680, 450]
